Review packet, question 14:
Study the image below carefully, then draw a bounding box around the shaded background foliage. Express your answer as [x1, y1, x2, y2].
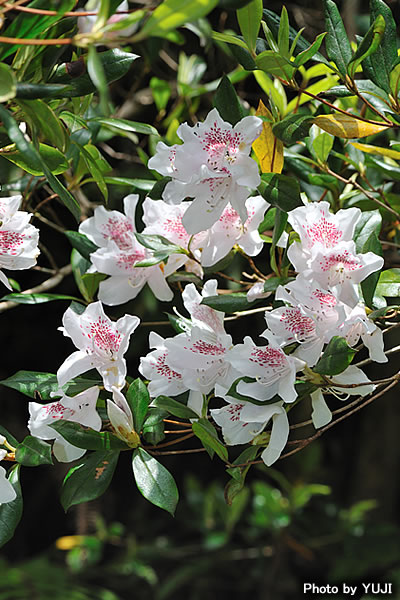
[1, 0, 400, 598]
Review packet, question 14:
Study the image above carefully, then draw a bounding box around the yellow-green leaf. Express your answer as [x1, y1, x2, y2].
[252, 100, 283, 173]
[350, 142, 400, 160]
[313, 113, 389, 139]
[0, 143, 69, 175]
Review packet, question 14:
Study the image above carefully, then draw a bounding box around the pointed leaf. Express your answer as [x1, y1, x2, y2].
[0, 465, 23, 548]
[192, 418, 228, 461]
[126, 378, 151, 433]
[214, 75, 243, 125]
[132, 448, 178, 515]
[152, 396, 199, 420]
[15, 436, 53, 467]
[237, 0, 262, 52]
[323, 0, 352, 76]
[313, 113, 389, 138]
[252, 100, 283, 173]
[314, 336, 356, 376]
[49, 421, 129, 451]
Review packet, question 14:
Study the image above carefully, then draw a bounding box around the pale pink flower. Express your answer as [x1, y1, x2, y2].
[77, 0, 139, 37]
[148, 109, 262, 234]
[57, 301, 139, 391]
[28, 387, 101, 462]
[0, 465, 16, 504]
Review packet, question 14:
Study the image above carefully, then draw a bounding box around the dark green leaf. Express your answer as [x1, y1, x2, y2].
[259, 173, 302, 212]
[142, 408, 166, 445]
[0, 63, 16, 102]
[0, 370, 101, 401]
[192, 418, 228, 462]
[65, 231, 98, 261]
[148, 177, 172, 199]
[214, 75, 243, 125]
[353, 209, 382, 253]
[71, 249, 92, 303]
[135, 233, 184, 255]
[367, 0, 398, 93]
[255, 50, 296, 80]
[272, 114, 314, 144]
[375, 268, 400, 297]
[314, 336, 356, 376]
[15, 436, 53, 467]
[152, 396, 199, 420]
[294, 33, 327, 67]
[16, 99, 67, 152]
[323, 0, 353, 76]
[61, 450, 119, 511]
[0, 143, 69, 176]
[0, 465, 23, 548]
[49, 421, 129, 451]
[361, 232, 383, 308]
[263, 276, 293, 293]
[1, 293, 81, 305]
[201, 293, 261, 313]
[126, 378, 151, 433]
[89, 117, 158, 136]
[132, 448, 179, 515]
[0, 105, 80, 221]
[229, 44, 257, 70]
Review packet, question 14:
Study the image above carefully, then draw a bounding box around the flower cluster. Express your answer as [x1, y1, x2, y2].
[0, 195, 40, 290]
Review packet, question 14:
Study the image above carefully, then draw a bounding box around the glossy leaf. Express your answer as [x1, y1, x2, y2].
[137, 0, 218, 40]
[192, 419, 228, 462]
[347, 15, 385, 79]
[0, 465, 23, 548]
[0, 63, 16, 102]
[0, 370, 102, 401]
[237, 0, 262, 52]
[294, 33, 327, 67]
[142, 408, 166, 445]
[132, 448, 179, 515]
[0, 143, 69, 176]
[350, 142, 400, 161]
[366, 0, 398, 93]
[353, 209, 382, 253]
[61, 450, 120, 511]
[314, 336, 356, 376]
[323, 0, 352, 76]
[201, 293, 261, 313]
[375, 268, 400, 298]
[252, 100, 283, 173]
[49, 421, 129, 451]
[65, 231, 98, 262]
[214, 75, 243, 125]
[272, 114, 314, 145]
[17, 99, 67, 152]
[1, 293, 81, 305]
[259, 173, 302, 212]
[361, 232, 383, 308]
[255, 51, 296, 80]
[15, 436, 53, 467]
[126, 378, 151, 433]
[152, 396, 199, 420]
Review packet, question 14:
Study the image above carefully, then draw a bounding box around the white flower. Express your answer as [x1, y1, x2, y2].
[57, 301, 139, 391]
[107, 388, 140, 446]
[79, 194, 138, 251]
[336, 303, 387, 363]
[200, 196, 267, 267]
[139, 331, 189, 398]
[211, 399, 289, 466]
[226, 333, 304, 404]
[287, 200, 361, 252]
[0, 466, 16, 504]
[78, 0, 138, 37]
[0, 194, 40, 290]
[28, 387, 101, 462]
[148, 109, 262, 234]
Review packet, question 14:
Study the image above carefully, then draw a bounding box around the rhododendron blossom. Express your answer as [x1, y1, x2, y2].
[28, 387, 101, 462]
[211, 399, 289, 466]
[107, 388, 140, 446]
[0, 194, 40, 290]
[57, 301, 139, 391]
[77, 0, 138, 37]
[200, 196, 267, 267]
[148, 109, 263, 234]
[0, 465, 16, 505]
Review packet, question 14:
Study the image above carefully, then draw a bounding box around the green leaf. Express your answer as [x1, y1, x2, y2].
[0, 63, 17, 102]
[347, 15, 386, 79]
[353, 209, 382, 254]
[259, 173, 302, 212]
[314, 336, 356, 376]
[15, 436, 53, 467]
[1, 293, 81, 305]
[323, 0, 353, 76]
[126, 378, 151, 433]
[135, 233, 185, 255]
[277, 6, 289, 58]
[255, 50, 296, 80]
[136, 0, 218, 40]
[150, 77, 172, 111]
[152, 396, 199, 420]
[361, 232, 383, 308]
[237, 0, 262, 52]
[50, 49, 139, 97]
[61, 450, 119, 511]
[65, 231, 98, 261]
[0, 143, 68, 176]
[142, 408, 166, 445]
[192, 418, 228, 462]
[71, 248, 92, 303]
[16, 99, 67, 152]
[270, 207, 287, 275]
[0, 370, 102, 401]
[263, 276, 294, 293]
[375, 268, 400, 298]
[0, 465, 23, 548]
[214, 75, 243, 125]
[310, 126, 334, 163]
[89, 117, 158, 137]
[211, 30, 249, 51]
[148, 177, 172, 199]
[49, 421, 129, 451]
[80, 272, 107, 302]
[272, 114, 314, 144]
[132, 447, 179, 515]
[201, 293, 261, 313]
[367, 0, 398, 94]
[0, 105, 80, 221]
[294, 32, 327, 67]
